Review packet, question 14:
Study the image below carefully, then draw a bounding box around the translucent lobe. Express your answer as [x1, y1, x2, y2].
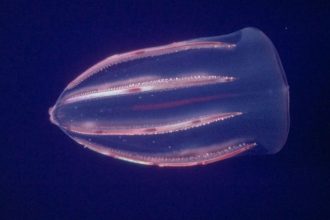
[72, 137, 257, 167]
[61, 74, 236, 105]
[50, 27, 290, 167]
[66, 41, 236, 90]
[63, 112, 242, 136]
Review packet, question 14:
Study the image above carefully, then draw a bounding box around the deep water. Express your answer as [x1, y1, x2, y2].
[2, 1, 329, 219]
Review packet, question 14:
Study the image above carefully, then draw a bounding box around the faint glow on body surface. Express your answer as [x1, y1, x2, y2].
[49, 27, 290, 167]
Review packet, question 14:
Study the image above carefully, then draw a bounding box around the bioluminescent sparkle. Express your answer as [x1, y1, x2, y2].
[49, 27, 290, 167]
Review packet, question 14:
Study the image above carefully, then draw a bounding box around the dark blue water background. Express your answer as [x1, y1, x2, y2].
[1, 1, 329, 219]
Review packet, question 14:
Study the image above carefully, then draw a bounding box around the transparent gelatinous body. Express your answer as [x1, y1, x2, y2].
[49, 27, 289, 167]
